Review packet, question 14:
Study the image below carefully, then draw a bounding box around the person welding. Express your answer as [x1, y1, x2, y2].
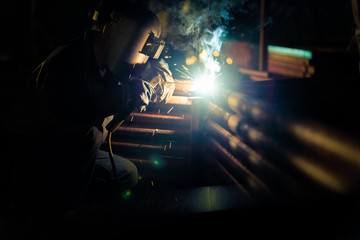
[12, 0, 174, 218]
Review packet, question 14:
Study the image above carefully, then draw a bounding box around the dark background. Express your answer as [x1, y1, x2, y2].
[0, 0, 356, 73]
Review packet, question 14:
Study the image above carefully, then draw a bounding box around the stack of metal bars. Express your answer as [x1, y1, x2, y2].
[192, 91, 360, 201]
[105, 81, 193, 182]
[267, 45, 315, 78]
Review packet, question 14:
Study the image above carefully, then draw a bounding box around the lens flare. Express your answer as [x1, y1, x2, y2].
[226, 57, 233, 64]
[213, 51, 220, 57]
[150, 154, 165, 168]
[195, 73, 216, 94]
[185, 55, 197, 65]
[121, 189, 132, 200]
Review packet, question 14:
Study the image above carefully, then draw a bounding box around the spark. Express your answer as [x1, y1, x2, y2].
[167, 107, 174, 114]
[182, 65, 196, 78]
[175, 68, 193, 80]
[175, 63, 222, 95]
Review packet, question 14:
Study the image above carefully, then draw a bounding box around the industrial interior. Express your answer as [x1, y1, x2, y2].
[2, 0, 360, 237]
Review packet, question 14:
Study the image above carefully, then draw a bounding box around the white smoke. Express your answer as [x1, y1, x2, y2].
[150, 0, 248, 51]
[201, 27, 224, 77]
[150, 0, 248, 92]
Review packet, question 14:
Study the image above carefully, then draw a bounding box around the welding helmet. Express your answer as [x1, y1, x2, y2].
[90, 0, 165, 81]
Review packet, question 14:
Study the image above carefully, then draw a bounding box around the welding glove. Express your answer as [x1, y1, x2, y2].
[139, 58, 175, 103]
[124, 78, 155, 112]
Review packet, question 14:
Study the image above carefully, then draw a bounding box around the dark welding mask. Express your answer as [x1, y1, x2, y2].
[91, 4, 165, 81]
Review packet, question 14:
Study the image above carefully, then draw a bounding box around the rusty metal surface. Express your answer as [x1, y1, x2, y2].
[109, 90, 192, 173]
[127, 112, 191, 126]
[205, 137, 273, 197]
[114, 126, 189, 138]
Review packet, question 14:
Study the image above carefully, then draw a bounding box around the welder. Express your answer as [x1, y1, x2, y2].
[11, 0, 174, 219]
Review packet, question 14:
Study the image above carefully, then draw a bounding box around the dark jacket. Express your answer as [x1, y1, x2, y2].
[13, 36, 125, 213]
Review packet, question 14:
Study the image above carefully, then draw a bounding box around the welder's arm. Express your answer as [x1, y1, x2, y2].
[83, 76, 154, 123]
[104, 78, 154, 132]
[140, 59, 175, 103]
[123, 78, 155, 112]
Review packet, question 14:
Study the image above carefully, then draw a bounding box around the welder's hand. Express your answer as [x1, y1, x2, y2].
[125, 78, 155, 112]
[140, 59, 175, 103]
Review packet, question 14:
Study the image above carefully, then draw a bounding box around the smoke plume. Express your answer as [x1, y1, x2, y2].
[150, 0, 248, 52]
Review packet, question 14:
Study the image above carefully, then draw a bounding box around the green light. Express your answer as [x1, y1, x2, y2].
[268, 45, 312, 59]
[122, 190, 132, 200]
[150, 154, 165, 168]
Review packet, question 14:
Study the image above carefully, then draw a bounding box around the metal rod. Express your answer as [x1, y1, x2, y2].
[205, 152, 253, 200]
[129, 112, 187, 120]
[173, 80, 197, 95]
[211, 92, 360, 193]
[227, 92, 275, 127]
[114, 126, 188, 136]
[206, 137, 273, 196]
[226, 92, 360, 169]
[165, 96, 192, 105]
[111, 141, 189, 157]
[206, 120, 268, 169]
[206, 101, 278, 152]
[112, 126, 190, 142]
[112, 142, 164, 150]
[204, 119, 300, 191]
[127, 113, 191, 126]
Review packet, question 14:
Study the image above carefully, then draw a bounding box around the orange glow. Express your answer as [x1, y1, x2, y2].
[199, 49, 208, 63]
[226, 58, 233, 64]
[213, 51, 220, 57]
[185, 56, 197, 65]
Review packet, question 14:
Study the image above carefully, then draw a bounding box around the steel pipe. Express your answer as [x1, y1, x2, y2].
[129, 112, 188, 120]
[111, 141, 189, 157]
[127, 112, 191, 126]
[116, 127, 177, 135]
[206, 120, 272, 170]
[205, 137, 273, 196]
[204, 152, 253, 200]
[113, 126, 189, 140]
[206, 94, 360, 193]
[204, 120, 305, 194]
[226, 92, 360, 170]
[206, 101, 281, 153]
[165, 96, 192, 105]
[173, 80, 196, 96]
